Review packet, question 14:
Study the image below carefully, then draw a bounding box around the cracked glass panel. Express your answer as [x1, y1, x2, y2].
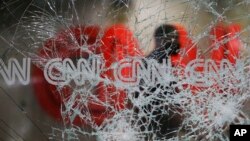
[1, 0, 250, 141]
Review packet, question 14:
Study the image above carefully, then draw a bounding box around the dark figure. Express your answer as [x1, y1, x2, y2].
[134, 24, 189, 140]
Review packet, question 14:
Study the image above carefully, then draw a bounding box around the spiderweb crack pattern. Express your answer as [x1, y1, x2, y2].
[1, 0, 250, 141]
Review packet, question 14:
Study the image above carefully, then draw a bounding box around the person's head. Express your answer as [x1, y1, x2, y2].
[147, 24, 180, 63]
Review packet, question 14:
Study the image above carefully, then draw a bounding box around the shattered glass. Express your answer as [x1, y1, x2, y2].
[1, 0, 250, 141]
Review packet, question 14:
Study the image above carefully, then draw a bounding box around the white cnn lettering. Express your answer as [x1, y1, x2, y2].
[0, 58, 30, 85]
